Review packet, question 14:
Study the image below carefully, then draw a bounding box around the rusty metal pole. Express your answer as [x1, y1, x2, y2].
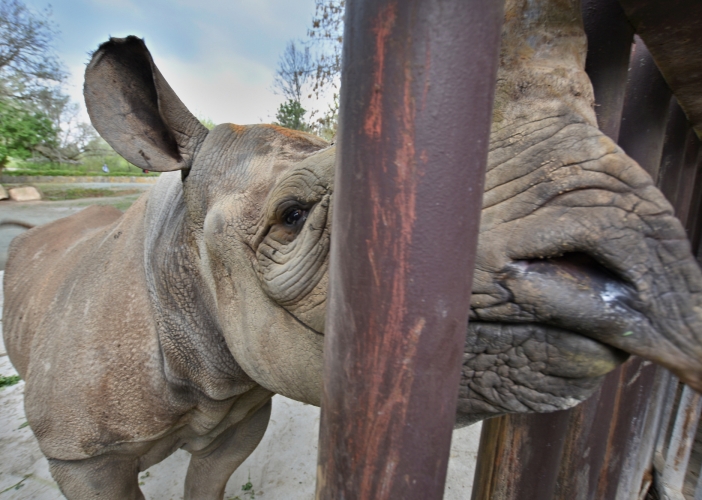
[315, 1, 504, 499]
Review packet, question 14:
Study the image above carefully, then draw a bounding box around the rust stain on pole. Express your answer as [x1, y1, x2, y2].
[316, 0, 504, 499]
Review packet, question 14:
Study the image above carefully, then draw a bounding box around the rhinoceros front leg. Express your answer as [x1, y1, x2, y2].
[48, 454, 144, 500]
[183, 399, 271, 500]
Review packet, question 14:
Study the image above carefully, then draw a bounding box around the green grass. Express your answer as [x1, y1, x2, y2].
[3, 169, 157, 177]
[0, 375, 21, 388]
[6, 155, 159, 177]
[40, 186, 144, 201]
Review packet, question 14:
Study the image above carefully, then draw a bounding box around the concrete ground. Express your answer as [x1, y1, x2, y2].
[0, 188, 482, 499]
[0, 184, 149, 270]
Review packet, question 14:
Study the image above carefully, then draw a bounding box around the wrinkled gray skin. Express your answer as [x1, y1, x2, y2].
[3, 1, 702, 498]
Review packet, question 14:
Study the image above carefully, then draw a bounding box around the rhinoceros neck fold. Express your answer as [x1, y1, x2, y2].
[143, 173, 256, 401]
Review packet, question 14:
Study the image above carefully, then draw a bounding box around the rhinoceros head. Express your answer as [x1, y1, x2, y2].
[84, 30, 702, 423]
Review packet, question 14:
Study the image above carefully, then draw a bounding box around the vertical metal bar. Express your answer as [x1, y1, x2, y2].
[581, 0, 634, 140]
[661, 387, 702, 499]
[315, 1, 504, 499]
[686, 149, 702, 251]
[658, 100, 692, 203]
[471, 4, 684, 500]
[625, 368, 675, 499]
[695, 457, 702, 500]
[672, 131, 701, 230]
[470, 413, 570, 500]
[654, 375, 681, 469]
[618, 36, 672, 179]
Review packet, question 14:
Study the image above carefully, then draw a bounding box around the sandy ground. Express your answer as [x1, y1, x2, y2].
[0, 192, 482, 499]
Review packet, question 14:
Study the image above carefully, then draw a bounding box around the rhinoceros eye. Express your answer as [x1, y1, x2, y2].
[282, 206, 308, 228]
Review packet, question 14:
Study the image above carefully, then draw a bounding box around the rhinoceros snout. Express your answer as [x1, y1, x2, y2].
[504, 246, 702, 393]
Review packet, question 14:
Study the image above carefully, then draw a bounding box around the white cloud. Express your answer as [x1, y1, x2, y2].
[65, 46, 284, 128]
[156, 52, 284, 125]
[53, 0, 329, 130]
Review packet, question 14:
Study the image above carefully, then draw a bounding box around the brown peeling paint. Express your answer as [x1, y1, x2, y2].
[362, 3, 397, 140]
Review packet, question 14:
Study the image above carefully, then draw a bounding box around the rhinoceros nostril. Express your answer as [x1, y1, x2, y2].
[520, 253, 631, 288]
[512, 252, 640, 312]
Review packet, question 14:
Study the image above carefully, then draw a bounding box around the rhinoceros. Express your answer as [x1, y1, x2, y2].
[4, 0, 702, 498]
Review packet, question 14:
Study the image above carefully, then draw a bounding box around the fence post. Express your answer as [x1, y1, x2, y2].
[315, 1, 504, 498]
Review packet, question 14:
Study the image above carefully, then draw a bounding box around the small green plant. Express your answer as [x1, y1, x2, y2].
[228, 474, 256, 499]
[0, 475, 31, 494]
[0, 375, 21, 388]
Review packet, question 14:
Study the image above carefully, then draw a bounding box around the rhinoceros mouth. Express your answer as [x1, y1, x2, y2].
[459, 321, 628, 420]
[466, 251, 651, 383]
[464, 321, 629, 380]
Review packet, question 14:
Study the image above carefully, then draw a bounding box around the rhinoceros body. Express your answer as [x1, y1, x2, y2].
[4, 0, 702, 498]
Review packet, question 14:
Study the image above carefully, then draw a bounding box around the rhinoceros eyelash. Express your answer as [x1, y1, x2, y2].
[274, 199, 313, 222]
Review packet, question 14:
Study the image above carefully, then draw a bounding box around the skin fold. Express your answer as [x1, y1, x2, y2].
[3, 1, 702, 498]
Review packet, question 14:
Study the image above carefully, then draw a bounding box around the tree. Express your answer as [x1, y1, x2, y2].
[0, 0, 102, 168]
[272, 41, 313, 131]
[0, 96, 55, 167]
[31, 87, 98, 162]
[307, 0, 344, 100]
[274, 40, 313, 103]
[198, 116, 216, 130]
[272, 2, 344, 137]
[274, 99, 309, 131]
[0, 0, 65, 100]
[306, 0, 344, 139]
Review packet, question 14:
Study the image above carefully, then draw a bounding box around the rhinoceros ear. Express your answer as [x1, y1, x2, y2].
[84, 36, 208, 172]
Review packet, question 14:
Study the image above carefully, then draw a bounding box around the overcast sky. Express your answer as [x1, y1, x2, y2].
[24, 0, 317, 125]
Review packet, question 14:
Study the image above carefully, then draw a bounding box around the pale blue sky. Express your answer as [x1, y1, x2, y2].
[25, 0, 317, 124]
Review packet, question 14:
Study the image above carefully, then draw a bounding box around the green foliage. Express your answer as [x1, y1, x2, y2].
[5, 154, 158, 177]
[308, 0, 345, 98]
[3, 169, 156, 177]
[312, 91, 338, 141]
[0, 0, 66, 99]
[198, 116, 216, 130]
[0, 97, 55, 167]
[0, 374, 21, 388]
[275, 99, 309, 131]
[40, 186, 143, 201]
[227, 476, 256, 499]
[0, 0, 100, 167]
[272, 1, 342, 139]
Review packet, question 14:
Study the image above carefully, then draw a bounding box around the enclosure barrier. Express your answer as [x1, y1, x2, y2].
[314, 0, 702, 498]
[472, 0, 702, 499]
[315, 0, 503, 498]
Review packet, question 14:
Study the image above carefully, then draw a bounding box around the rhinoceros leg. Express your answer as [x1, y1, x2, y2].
[48, 454, 144, 500]
[183, 400, 272, 500]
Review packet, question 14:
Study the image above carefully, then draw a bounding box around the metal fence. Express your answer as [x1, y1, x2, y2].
[315, 0, 702, 498]
[472, 0, 702, 498]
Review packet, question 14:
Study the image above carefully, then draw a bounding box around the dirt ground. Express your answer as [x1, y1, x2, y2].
[0, 184, 482, 499]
